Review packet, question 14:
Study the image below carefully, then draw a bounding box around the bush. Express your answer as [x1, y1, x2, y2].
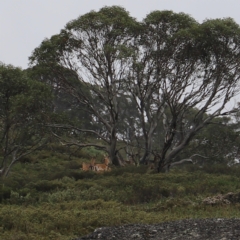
[33, 180, 64, 192]
[108, 165, 149, 176]
[0, 185, 11, 202]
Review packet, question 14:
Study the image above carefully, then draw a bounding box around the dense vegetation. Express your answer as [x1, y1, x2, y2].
[0, 146, 240, 239]
[1, 5, 240, 240]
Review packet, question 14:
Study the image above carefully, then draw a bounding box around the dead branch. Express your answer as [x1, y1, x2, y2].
[167, 154, 208, 172]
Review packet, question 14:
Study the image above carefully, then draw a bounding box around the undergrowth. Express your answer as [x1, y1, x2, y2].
[0, 149, 240, 239]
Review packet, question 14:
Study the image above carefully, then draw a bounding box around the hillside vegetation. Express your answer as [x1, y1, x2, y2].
[0, 146, 240, 239]
[2, 6, 240, 240]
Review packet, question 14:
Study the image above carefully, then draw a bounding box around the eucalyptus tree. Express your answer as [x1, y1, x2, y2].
[142, 16, 240, 172]
[193, 117, 240, 165]
[30, 6, 139, 165]
[126, 11, 198, 164]
[0, 63, 52, 177]
[30, 6, 240, 171]
[28, 66, 94, 141]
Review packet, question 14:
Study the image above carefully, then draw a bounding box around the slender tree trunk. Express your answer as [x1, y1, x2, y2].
[108, 125, 122, 166]
[140, 131, 153, 164]
[157, 125, 202, 172]
[157, 120, 177, 172]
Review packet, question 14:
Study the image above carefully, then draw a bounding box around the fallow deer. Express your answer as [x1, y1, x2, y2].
[94, 156, 111, 172]
[82, 158, 96, 171]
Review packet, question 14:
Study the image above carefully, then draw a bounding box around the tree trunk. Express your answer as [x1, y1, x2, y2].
[108, 126, 121, 166]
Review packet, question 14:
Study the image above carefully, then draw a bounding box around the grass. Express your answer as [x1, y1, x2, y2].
[0, 148, 240, 239]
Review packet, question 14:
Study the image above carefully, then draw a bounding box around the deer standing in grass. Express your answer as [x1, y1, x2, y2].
[94, 156, 111, 172]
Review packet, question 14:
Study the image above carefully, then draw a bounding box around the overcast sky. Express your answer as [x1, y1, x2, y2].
[1, 0, 240, 70]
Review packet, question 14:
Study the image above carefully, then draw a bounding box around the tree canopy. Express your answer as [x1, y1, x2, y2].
[0, 63, 52, 176]
[29, 6, 240, 171]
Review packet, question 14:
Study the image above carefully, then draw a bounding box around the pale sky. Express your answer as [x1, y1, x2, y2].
[1, 0, 240, 70]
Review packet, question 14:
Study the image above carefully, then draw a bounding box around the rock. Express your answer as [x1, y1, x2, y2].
[202, 191, 240, 205]
[74, 218, 240, 240]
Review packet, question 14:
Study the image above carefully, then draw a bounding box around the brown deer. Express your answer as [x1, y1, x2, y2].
[94, 156, 111, 172]
[82, 158, 96, 171]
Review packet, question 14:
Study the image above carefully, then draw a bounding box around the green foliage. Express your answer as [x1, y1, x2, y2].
[108, 165, 149, 176]
[1, 148, 240, 239]
[79, 147, 105, 161]
[0, 185, 11, 202]
[180, 117, 240, 164]
[29, 4, 240, 171]
[33, 180, 65, 192]
[66, 6, 138, 37]
[0, 63, 53, 176]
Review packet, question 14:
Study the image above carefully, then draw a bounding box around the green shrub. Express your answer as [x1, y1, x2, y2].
[108, 165, 149, 176]
[64, 160, 81, 169]
[70, 170, 97, 180]
[33, 180, 64, 192]
[79, 147, 105, 161]
[0, 185, 11, 202]
[3, 147, 240, 239]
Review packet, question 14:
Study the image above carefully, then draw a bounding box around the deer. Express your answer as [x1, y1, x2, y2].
[94, 156, 111, 172]
[81, 158, 96, 171]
